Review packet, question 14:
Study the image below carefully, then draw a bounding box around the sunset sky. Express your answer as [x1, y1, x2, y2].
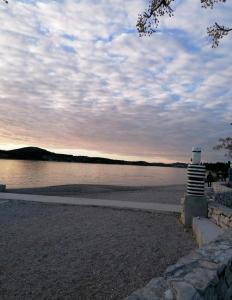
[0, 0, 231, 163]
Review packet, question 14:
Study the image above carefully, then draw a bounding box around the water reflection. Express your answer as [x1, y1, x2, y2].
[0, 159, 187, 188]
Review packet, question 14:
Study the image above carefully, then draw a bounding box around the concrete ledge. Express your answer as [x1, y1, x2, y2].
[125, 228, 232, 299]
[192, 217, 224, 247]
[0, 192, 181, 213]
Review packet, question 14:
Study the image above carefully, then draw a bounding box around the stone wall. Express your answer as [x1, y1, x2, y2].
[208, 202, 232, 229]
[215, 191, 232, 208]
[125, 229, 232, 300]
[212, 182, 232, 208]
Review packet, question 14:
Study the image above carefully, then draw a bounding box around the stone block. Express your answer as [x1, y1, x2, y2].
[192, 217, 224, 247]
[184, 268, 217, 292]
[181, 195, 208, 227]
[170, 280, 200, 300]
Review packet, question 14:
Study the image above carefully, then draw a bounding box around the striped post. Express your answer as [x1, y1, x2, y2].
[180, 147, 207, 227]
[187, 147, 205, 196]
[187, 164, 205, 196]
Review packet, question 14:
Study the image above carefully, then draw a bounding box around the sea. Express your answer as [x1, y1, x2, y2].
[0, 159, 187, 188]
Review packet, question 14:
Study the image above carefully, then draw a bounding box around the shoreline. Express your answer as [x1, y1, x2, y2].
[0, 155, 187, 169]
[7, 184, 186, 205]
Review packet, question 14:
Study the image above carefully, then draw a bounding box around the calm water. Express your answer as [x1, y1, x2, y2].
[0, 159, 187, 188]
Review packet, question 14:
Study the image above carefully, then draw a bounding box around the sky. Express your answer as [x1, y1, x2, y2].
[0, 0, 232, 163]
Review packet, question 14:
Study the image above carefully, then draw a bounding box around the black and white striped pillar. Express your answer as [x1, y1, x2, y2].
[187, 147, 205, 196]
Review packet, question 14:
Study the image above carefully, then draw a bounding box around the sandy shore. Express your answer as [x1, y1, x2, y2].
[7, 184, 186, 204]
[0, 199, 195, 300]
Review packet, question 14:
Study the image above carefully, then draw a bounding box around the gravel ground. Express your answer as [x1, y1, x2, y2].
[7, 184, 186, 204]
[0, 200, 196, 300]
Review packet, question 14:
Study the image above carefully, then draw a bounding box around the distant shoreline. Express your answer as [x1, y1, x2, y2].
[0, 157, 187, 168]
[0, 146, 188, 169]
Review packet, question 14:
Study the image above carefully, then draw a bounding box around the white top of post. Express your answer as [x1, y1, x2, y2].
[192, 146, 201, 165]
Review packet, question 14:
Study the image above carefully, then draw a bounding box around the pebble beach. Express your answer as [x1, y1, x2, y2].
[0, 184, 196, 299]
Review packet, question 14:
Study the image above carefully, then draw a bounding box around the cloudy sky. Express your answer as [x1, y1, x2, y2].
[0, 0, 231, 163]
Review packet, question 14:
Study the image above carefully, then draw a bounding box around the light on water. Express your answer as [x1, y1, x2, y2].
[0, 160, 187, 188]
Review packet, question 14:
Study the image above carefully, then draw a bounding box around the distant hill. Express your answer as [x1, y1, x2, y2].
[0, 147, 188, 168]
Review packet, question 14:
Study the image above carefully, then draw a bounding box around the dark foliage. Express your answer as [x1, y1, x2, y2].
[214, 137, 232, 158]
[137, 0, 231, 47]
[205, 161, 230, 173]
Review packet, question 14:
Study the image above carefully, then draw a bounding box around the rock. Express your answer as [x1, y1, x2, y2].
[126, 229, 232, 300]
[170, 281, 200, 300]
[164, 289, 174, 300]
[183, 268, 217, 291]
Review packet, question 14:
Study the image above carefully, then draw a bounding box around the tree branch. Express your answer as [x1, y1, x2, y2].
[214, 137, 232, 158]
[136, 0, 174, 36]
[138, 0, 231, 47]
[201, 0, 226, 9]
[207, 22, 232, 47]
[215, 22, 232, 32]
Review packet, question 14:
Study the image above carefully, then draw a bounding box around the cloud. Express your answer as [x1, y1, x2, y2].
[0, 0, 231, 162]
